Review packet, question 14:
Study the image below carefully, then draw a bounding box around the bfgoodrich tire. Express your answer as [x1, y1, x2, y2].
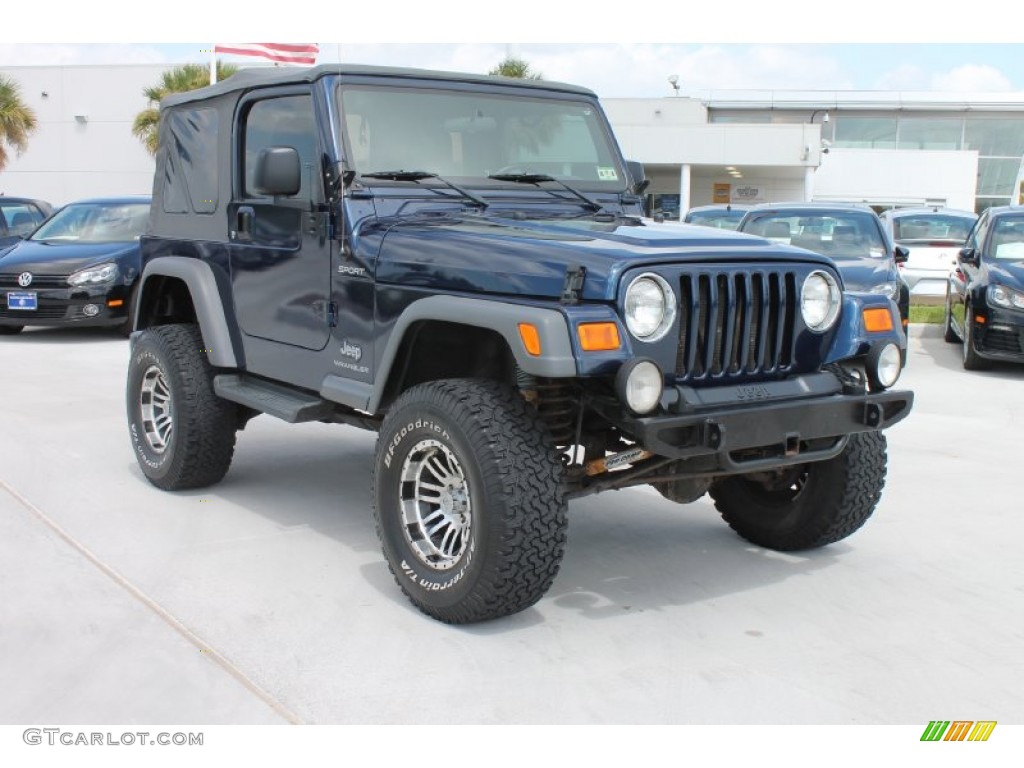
[373, 379, 567, 624]
[126, 323, 237, 490]
[709, 432, 887, 551]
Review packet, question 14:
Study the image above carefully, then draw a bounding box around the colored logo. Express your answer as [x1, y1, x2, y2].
[921, 721, 996, 742]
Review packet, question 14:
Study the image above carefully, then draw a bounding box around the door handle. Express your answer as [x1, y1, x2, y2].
[234, 206, 254, 241]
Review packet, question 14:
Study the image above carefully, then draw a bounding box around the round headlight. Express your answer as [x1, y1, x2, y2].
[624, 273, 676, 342]
[801, 270, 842, 332]
[867, 342, 902, 390]
[616, 359, 664, 415]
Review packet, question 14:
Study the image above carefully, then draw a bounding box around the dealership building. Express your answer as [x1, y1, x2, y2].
[3, 63, 1024, 216]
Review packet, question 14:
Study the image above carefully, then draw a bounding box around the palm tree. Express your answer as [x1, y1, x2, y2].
[0, 75, 38, 172]
[489, 57, 543, 80]
[133, 62, 238, 156]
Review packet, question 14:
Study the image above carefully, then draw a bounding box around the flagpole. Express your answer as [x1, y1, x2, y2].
[210, 46, 217, 85]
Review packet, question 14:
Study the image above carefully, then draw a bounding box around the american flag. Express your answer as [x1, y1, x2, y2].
[213, 43, 319, 65]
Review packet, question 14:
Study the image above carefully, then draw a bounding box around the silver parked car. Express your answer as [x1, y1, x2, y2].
[879, 207, 977, 298]
[683, 204, 752, 230]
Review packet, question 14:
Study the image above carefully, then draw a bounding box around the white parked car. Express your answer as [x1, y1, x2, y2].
[879, 207, 977, 297]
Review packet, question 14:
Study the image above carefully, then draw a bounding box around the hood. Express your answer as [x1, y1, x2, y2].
[986, 259, 1024, 288]
[370, 214, 834, 301]
[826, 254, 898, 292]
[0, 239, 139, 276]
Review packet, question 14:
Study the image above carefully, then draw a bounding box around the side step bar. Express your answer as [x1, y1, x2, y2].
[214, 374, 335, 423]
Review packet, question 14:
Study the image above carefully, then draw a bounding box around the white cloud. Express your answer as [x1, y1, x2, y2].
[931, 64, 1014, 92]
[874, 64, 929, 91]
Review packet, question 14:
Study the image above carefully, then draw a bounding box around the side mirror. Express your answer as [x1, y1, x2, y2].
[625, 160, 650, 196]
[958, 247, 979, 266]
[253, 146, 301, 197]
[893, 245, 909, 265]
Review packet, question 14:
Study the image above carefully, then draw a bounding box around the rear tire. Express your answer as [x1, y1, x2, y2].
[943, 288, 958, 343]
[126, 323, 237, 490]
[709, 432, 887, 551]
[373, 379, 567, 624]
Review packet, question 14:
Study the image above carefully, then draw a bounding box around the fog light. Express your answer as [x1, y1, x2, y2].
[83, 304, 100, 317]
[615, 358, 664, 415]
[866, 342, 901, 390]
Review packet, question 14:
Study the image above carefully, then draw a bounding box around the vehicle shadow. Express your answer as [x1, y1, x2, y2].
[139, 418, 844, 627]
[909, 322, 1024, 379]
[4, 326, 125, 344]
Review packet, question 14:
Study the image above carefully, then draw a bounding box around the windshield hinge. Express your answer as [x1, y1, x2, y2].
[561, 265, 587, 305]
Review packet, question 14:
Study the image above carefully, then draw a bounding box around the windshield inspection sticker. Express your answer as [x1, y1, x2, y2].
[597, 167, 619, 181]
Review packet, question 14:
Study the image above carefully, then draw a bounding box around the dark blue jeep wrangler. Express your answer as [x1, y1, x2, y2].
[126, 64, 913, 623]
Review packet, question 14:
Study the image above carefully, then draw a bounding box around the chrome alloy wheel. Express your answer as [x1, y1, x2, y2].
[139, 365, 173, 453]
[399, 439, 472, 570]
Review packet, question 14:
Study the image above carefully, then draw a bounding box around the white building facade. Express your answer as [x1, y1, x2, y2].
[2, 64, 1023, 215]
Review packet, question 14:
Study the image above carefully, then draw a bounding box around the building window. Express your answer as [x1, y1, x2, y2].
[964, 118, 1024, 157]
[976, 157, 1020, 197]
[897, 118, 961, 150]
[834, 117, 897, 149]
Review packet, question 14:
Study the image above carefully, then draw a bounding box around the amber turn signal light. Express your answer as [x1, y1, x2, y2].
[862, 307, 893, 333]
[578, 322, 621, 351]
[517, 323, 542, 356]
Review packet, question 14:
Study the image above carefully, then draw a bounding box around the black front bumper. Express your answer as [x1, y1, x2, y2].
[621, 372, 914, 471]
[0, 284, 129, 328]
[975, 308, 1024, 362]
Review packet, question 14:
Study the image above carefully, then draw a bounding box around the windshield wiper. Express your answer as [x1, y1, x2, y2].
[359, 170, 489, 209]
[488, 172, 604, 213]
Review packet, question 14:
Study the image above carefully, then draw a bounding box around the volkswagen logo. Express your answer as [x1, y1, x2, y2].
[17, 272, 33, 288]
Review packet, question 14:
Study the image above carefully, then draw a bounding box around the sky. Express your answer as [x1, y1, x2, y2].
[1, 2, 1019, 98]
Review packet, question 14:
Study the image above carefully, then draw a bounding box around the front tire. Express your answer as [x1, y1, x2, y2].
[126, 323, 238, 490]
[962, 305, 991, 370]
[709, 432, 887, 551]
[373, 379, 567, 624]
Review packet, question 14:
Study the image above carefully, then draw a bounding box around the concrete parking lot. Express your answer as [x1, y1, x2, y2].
[1, 323, 1023, 726]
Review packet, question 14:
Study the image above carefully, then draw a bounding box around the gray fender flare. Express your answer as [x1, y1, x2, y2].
[321, 295, 576, 414]
[137, 257, 239, 368]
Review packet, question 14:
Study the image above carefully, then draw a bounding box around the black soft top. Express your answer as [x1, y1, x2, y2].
[161, 63, 597, 108]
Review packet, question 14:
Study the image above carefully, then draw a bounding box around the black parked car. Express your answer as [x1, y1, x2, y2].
[0, 196, 150, 335]
[737, 202, 910, 330]
[944, 205, 1024, 369]
[0, 196, 53, 250]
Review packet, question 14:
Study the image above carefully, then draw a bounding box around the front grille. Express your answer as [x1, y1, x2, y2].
[0, 273, 70, 289]
[982, 328, 1023, 354]
[675, 270, 798, 382]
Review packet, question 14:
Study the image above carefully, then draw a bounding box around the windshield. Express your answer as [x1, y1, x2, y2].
[988, 217, 1024, 261]
[742, 212, 888, 259]
[892, 213, 975, 243]
[339, 85, 625, 190]
[685, 209, 745, 230]
[32, 202, 149, 243]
